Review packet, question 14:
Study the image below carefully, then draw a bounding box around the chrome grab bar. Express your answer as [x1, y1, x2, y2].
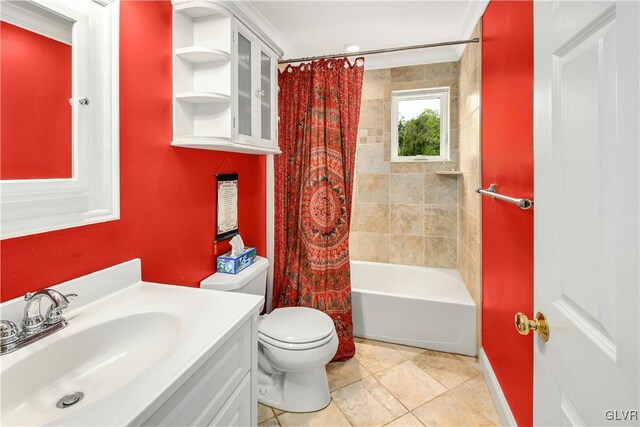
[476, 183, 534, 210]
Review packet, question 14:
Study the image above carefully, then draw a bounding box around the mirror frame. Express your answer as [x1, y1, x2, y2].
[1, 0, 119, 240]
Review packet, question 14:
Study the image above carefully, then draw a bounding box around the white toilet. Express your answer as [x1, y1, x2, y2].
[201, 256, 338, 413]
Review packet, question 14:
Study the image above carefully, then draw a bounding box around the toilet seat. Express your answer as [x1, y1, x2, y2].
[258, 307, 336, 350]
[258, 330, 335, 350]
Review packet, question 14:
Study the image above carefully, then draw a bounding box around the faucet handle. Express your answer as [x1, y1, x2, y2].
[44, 293, 78, 325]
[1, 320, 20, 346]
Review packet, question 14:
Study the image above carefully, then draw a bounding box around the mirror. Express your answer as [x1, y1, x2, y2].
[0, 0, 119, 239]
[1, 2, 74, 179]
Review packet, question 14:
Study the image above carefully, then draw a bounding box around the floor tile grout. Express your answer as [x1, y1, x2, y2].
[267, 338, 498, 427]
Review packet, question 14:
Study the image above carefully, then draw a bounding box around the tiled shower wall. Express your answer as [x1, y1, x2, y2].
[349, 62, 460, 268]
[458, 23, 483, 349]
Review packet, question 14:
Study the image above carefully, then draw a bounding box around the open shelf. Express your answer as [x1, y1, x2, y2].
[435, 170, 463, 176]
[172, 137, 281, 154]
[174, 2, 228, 18]
[175, 91, 230, 104]
[175, 46, 230, 64]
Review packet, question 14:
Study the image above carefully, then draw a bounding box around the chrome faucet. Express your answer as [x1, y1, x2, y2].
[1, 289, 77, 355]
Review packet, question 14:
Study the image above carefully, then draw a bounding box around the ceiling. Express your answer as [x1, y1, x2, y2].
[245, 0, 488, 69]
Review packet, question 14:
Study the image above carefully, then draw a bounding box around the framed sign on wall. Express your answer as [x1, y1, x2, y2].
[216, 173, 238, 241]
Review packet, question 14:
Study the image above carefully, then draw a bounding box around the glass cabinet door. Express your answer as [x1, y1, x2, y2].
[236, 26, 254, 139]
[259, 49, 272, 142]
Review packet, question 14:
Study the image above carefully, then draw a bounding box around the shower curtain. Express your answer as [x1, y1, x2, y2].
[273, 58, 364, 360]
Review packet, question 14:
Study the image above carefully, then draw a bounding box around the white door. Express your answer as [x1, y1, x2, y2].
[534, 1, 639, 425]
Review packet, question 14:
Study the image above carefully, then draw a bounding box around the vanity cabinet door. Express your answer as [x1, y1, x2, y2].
[233, 20, 257, 145]
[258, 43, 278, 148]
[207, 374, 251, 426]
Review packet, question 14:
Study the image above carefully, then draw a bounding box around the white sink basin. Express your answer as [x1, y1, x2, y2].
[0, 259, 263, 426]
[1, 313, 180, 426]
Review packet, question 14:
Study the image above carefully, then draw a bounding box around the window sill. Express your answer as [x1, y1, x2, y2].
[390, 158, 451, 163]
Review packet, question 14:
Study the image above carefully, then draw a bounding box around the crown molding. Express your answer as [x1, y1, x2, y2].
[451, 0, 488, 58]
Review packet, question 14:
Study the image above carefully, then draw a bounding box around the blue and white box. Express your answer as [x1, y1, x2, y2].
[217, 247, 257, 274]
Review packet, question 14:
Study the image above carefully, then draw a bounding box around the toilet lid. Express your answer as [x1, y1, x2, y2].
[259, 307, 336, 344]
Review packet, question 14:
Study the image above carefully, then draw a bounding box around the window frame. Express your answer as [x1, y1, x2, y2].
[390, 87, 450, 162]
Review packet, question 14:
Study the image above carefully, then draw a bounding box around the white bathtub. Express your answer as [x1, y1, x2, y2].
[351, 261, 477, 356]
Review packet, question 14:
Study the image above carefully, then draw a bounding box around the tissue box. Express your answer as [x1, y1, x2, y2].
[216, 247, 257, 274]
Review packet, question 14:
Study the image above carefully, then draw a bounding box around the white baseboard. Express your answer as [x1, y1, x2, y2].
[479, 348, 518, 427]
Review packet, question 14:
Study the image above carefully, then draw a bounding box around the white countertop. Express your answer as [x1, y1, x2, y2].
[0, 260, 263, 426]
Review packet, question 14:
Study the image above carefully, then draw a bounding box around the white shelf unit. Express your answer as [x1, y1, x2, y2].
[175, 46, 230, 64]
[175, 91, 230, 104]
[172, 1, 281, 155]
[173, 2, 232, 143]
[172, 138, 281, 154]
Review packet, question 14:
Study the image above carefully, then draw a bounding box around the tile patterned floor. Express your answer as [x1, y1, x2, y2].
[258, 338, 500, 427]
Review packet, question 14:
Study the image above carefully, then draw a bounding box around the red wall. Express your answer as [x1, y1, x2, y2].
[0, 1, 267, 302]
[482, 1, 534, 426]
[1, 21, 73, 179]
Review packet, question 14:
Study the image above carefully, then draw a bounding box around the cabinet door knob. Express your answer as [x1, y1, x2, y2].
[255, 90, 265, 98]
[79, 98, 90, 105]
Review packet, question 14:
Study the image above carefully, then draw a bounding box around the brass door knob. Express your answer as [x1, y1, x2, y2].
[514, 311, 549, 342]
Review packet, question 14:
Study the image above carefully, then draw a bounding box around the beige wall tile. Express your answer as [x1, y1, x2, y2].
[390, 162, 424, 174]
[389, 235, 424, 265]
[390, 204, 424, 236]
[424, 160, 458, 173]
[362, 82, 384, 101]
[356, 203, 389, 233]
[457, 21, 482, 351]
[359, 99, 384, 129]
[383, 132, 391, 161]
[424, 175, 458, 205]
[384, 80, 441, 100]
[357, 174, 389, 204]
[425, 236, 457, 268]
[425, 205, 457, 237]
[439, 78, 460, 96]
[365, 68, 392, 81]
[390, 174, 424, 204]
[459, 174, 481, 216]
[383, 102, 392, 132]
[349, 231, 389, 263]
[353, 61, 464, 268]
[424, 61, 460, 80]
[357, 143, 389, 174]
[391, 65, 426, 83]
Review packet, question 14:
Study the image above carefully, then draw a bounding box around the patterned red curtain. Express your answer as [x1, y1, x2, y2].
[273, 58, 364, 360]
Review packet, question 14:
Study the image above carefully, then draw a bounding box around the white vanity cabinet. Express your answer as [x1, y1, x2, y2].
[172, 1, 281, 154]
[139, 313, 259, 427]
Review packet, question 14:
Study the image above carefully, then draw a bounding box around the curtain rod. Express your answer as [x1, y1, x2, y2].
[278, 37, 480, 65]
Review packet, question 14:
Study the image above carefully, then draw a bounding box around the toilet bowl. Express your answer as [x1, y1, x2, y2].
[200, 257, 338, 412]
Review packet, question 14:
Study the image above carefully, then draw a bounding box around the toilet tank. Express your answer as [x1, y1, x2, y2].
[200, 256, 269, 304]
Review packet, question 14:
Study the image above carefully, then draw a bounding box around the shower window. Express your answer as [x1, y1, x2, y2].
[391, 87, 450, 161]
